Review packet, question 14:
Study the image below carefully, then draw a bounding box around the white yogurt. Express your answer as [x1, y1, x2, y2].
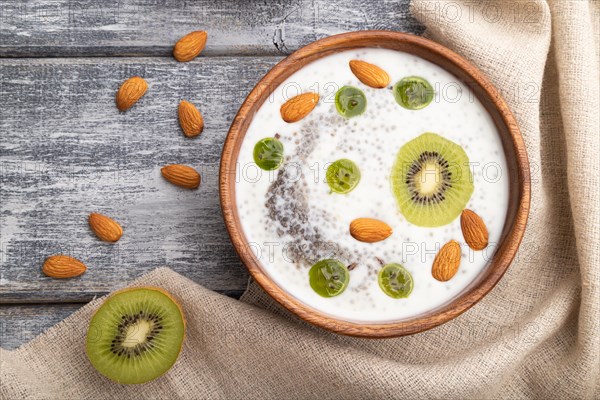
[235, 48, 509, 323]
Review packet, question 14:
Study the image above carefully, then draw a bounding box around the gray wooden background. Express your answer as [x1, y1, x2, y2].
[0, 0, 422, 349]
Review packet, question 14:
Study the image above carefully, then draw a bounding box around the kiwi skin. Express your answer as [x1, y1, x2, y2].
[86, 286, 186, 385]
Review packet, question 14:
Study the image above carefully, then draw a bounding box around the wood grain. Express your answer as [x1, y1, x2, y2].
[0, 57, 287, 302]
[0, 0, 422, 57]
[220, 31, 531, 337]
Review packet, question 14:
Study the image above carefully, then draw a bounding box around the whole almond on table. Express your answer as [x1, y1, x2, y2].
[349, 218, 393, 243]
[89, 213, 123, 242]
[173, 30, 208, 62]
[460, 209, 489, 250]
[116, 76, 148, 111]
[432, 240, 461, 282]
[178, 100, 204, 138]
[161, 164, 201, 189]
[280, 92, 320, 123]
[349, 60, 390, 88]
[42, 255, 87, 278]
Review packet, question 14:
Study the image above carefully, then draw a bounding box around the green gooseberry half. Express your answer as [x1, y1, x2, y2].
[393, 76, 434, 110]
[253, 137, 284, 171]
[335, 86, 367, 118]
[378, 263, 414, 299]
[326, 159, 361, 194]
[309, 259, 350, 298]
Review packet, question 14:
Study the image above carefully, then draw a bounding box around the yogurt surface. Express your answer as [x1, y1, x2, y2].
[235, 48, 509, 323]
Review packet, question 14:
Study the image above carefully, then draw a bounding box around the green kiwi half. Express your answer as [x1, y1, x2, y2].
[86, 287, 185, 384]
[391, 133, 473, 227]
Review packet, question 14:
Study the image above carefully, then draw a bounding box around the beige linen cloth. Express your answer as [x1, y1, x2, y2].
[2, 1, 599, 398]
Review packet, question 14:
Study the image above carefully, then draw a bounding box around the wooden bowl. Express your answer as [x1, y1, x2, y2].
[220, 31, 530, 338]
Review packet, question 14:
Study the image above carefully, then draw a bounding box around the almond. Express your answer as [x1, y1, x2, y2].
[460, 209, 489, 250]
[161, 164, 201, 189]
[42, 255, 86, 278]
[432, 240, 461, 282]
[116, 76, 148, 111]
[280, 92, 319, 123]
[349, 218, 393, 243]
[178, 100, 204, 138]
[173, 30, 207, 62]
[89, 213, 123, 242]
[349, 60, 390, 88]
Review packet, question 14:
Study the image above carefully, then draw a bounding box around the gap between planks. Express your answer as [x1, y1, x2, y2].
[0, 289, 245, 304]
[0, 50, 289, 59]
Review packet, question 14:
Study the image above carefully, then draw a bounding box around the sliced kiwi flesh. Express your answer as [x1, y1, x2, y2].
[86, 287, 185, 384]
[391, 133, 473, 227]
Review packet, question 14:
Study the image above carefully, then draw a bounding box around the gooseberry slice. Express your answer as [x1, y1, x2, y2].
[378, 263, 414, 299]
[309, 259, 350, 298]
[253, 137, 284, 171]
[335, 86, 367, 118]
[393, 76, 434, 110]
[326, 159, 361, 194]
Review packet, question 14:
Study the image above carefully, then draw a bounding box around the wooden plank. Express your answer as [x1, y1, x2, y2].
[0, 303, 82, 349]
[0, 0, 423, 57]
[0, 56, 290, 302]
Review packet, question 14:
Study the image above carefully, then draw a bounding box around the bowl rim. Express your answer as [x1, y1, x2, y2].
[219, 30, 531, 338]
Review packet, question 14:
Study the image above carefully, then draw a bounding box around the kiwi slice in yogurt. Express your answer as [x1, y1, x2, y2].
[253, 137, 284, 171]
[378, 263, 414, 299]
[309, 259, 349, 298]
[390, 133, 473, 227]
[393, 76, 434, 110]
